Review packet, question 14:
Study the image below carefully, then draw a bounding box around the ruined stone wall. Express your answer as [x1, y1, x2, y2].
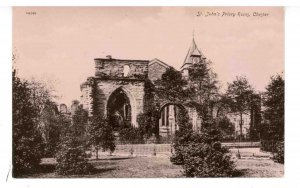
[148, 61, 168, 81]
[80, 57, 203, 133]
[94, 58, 149, 79]
[96, 79, 145, 127]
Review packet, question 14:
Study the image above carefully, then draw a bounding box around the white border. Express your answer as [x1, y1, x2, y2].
[0, 0, 299, 6]
[0, 6, 12, 185]
[1, 2, 300, 188]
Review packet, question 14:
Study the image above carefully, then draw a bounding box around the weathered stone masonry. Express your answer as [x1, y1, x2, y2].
[96, 79, 145, 127]
[80, 40, 205, 137]
[81, 57, 149, 127]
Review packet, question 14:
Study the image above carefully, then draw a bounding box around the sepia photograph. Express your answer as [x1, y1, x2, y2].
[12, 6, 284, 178]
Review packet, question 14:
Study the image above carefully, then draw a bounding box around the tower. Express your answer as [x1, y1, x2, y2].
[180, 38, 206, 78]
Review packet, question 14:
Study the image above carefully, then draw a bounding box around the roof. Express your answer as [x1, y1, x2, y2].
[149, 58, 171, 69]
[181, 38, 205, 69]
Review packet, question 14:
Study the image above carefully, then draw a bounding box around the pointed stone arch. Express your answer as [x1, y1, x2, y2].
[158, 102, 186, 137]
[106, 86, 137, 128]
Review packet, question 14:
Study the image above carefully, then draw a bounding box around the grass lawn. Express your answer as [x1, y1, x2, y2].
[23, 155, 283, 178]
[236, 159, 284, 177]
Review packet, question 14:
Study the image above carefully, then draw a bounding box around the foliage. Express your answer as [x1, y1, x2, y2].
[273, 142, 284, 164]
[226, 76, 254, 113]
[170, 108, 239, 177]
[200, 115, 221, 142]
[249, 93, 262, 140]
[72, 105, 89, 145]
[99, 119, 116, 152]
[88, 77, 115, 159]
[12, 74, 44, 177]
[118, 126, 144, 144]
[154, 67, 190, 102]
[217, 116, 235, 140]
[38, 100, 62, 157]
[182, 142, 237, 177]
[88, 116, 116, 158]
[188, 60, 220, 117]
[142, 79, 160, 138]
[263, 74, 284, 141]
[55, 135, 94, 175]
[27, 77, 58, 114]
[136, 112, 158, 141]
[170, 109, 195, 165]
[226, 76, 254, 140]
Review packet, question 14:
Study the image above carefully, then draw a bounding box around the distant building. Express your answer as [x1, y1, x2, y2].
[59, 103, 68, 114]
[71, 100, 80, 116]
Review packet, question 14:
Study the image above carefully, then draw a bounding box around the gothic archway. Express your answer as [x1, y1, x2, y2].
[158, 103, 186, 138]
[106, 87, 137, 130]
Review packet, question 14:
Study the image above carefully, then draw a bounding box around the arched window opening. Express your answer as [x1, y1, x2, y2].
[123, 65, 130, 77]
[159, 103, 185, 138]
[107, 89, 132, 130]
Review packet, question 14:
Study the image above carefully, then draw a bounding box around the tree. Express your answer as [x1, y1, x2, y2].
[140, 79, 160, 139]
[55, 126, 93, 175]
[13, 73, 44, 177]
[218, 116, 235, 140]
[55, 104, 93, 175]
[38, 100, 62, 157]
[88, 78, 115, 159]
[249, 93, 262, 140]
[98, 119, 116, 153]
[158, 59, 239, 177]
[27, 78, 57, 115]
[188, 59, 220, 117]
[170, 107, 239, 177]
[154, 67, 190, 103]
[136, 112, 156, 141]
[21, 77, 60, 158]
[263, 74, 284, 141]
[170, 108, 194, 165]
[72, 105, 89, 145]
[226, 76, 254, 141]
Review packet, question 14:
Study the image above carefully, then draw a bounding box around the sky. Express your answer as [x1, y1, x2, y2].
[13, 7, 284, 106]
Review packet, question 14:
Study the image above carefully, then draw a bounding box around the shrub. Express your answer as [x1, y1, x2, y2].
[137, 112, 157, 140]
[13, 135, 44, 177]
[170, 109, 194, 165]
[171, 112, 240, 177]
[182, 142, 238, 177]
[55, 137, 94, 175]
[218, 116, 235, 141]
[170, 144, 185, 165]
[88, 117, 116, 159]
[119, 126, 144, 144]
[273, 142, 284, 164]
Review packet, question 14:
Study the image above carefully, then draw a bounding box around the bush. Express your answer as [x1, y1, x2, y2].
[13, 135, 44, 176]
[182, 142, 238, 177]
[218, 116, 235, 141]
[119, 126, 144, 144]
[170, 109, 194, 165]
[170, 144, 185, 165]
[137, 112, 157, 140]
[55, 137, 94, 175]
[170, 129, 197, 165]
[273, 142, 284, 164]
[171, 113, 239, 177]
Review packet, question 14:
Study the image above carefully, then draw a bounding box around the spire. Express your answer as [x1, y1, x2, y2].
[180, 37, 205, 70]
